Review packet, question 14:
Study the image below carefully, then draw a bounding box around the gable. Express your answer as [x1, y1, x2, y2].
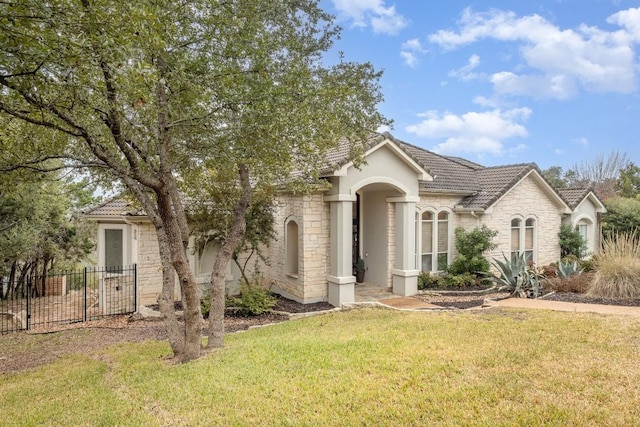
[330, 137, 432, 181]
[485, 169, 570, 214]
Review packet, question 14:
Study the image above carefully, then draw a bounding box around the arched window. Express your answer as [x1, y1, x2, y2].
[575, 218, 593, 257]
[524, 218, 535, 262]
[418, 210, 450, 272]
[421, 211, 434, 271]
[511, 217, 536, 262]
[437, 211, 449, 270]
[285, 219, 299, 278]
[510, 218, 521, 261]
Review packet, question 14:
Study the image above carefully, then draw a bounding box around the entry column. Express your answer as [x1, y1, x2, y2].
[326, 196, 355, 306]
[390, 197, 419, 296]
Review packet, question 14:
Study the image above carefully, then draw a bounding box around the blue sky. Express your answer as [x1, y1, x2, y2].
[320, 0, 640, 170]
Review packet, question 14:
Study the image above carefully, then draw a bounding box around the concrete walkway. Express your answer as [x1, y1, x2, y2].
[482, 297, 640, 317]
[353, 282, 640, 316]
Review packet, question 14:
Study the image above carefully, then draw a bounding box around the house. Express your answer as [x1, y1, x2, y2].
[84, 132, 605, 308]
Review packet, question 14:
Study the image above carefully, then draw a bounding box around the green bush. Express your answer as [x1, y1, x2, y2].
[418, 271, 443, 289]
[602, 197, 640, 237]
[442, 272, 477, 288]
[558, 224, 586, 259]
[418, 271, 479, 289]
[579, 258, 595, 272]
[448, 226, 497, 275]
[226, 279, 276, 317]
[201, 295, 211, 319]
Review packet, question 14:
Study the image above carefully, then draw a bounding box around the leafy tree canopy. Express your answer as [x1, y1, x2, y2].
[0, 0, 388, 361]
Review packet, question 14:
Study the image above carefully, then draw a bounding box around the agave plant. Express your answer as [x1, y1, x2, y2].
[485, 252, 545, 298]
[557, 260, 582, 279]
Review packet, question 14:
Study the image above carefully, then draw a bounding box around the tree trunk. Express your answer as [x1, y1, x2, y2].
[158, 239, 185, 358]
[207, 164, 253, 348]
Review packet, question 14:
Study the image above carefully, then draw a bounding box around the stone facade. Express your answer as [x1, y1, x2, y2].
[481, 174, 562, 266]
[266, 192, 330, 303]
[135, 222, 165, 305]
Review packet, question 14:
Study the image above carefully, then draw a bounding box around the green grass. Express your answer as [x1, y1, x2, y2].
[3, 308, 640, 426]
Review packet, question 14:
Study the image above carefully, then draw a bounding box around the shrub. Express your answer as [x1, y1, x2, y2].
[418, 271, 443, 289]
[558, 224, 586, 259]
[442, 272, 477, 288]
[579, 258, 595, 272]
[589, 231, 640, 299]
[226, 279, 276, 316]
[201, 295, 211, 319]
[448, 225, 497, 275]
[548, 272, 593, 294]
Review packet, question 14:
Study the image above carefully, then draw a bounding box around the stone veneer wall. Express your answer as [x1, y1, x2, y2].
[136, 222, 165, 305]
[266, 192, 330, 303]
[386, 203, 395, 287]
[481, 175, 562, 266]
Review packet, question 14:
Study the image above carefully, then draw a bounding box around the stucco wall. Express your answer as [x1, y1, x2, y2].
[562, 197, 600, 255]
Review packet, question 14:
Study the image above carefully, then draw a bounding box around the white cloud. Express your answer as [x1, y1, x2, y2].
[332, 0, 407, 35]
[572, 137, 589, 147]
[400, 38, 427, 67]
[607, 7, 640, 41]
[405, 108, 531, 155]
[448, 54, 481, 81]
[428, 7, 640, 99]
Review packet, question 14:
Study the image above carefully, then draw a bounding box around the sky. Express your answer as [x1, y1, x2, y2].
[320, 0, 640, 171]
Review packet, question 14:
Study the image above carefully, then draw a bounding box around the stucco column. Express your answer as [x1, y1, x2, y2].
[326, 198, 355, 306]
[391, 198, 419, 296]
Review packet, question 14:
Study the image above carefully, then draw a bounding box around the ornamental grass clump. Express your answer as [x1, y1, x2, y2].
[589, 231, 640, 299]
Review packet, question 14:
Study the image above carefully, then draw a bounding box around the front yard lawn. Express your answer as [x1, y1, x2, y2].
[2, 307, 640, 426]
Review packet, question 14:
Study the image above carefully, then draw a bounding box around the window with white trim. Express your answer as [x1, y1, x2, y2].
[98, 224, 131, 274]
[511, 217, 536, 262]
[104, 229, 124, 269]
[418, 210, 450, 272]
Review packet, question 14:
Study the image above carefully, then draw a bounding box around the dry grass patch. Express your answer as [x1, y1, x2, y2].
[3, 308, 640, 425]
[590, 232, 640, 299]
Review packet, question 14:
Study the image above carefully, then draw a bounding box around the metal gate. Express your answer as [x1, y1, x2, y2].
[0, 265, 137, 334]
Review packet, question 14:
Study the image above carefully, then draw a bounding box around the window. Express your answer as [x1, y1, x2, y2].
[576, 218, 592, 257]
[421, 212, 433, 271]
[419, 210, 450, 272]
[511, 217, 536, 262]
[437, 212, 449, 270]
[285, 219, 299, 277]
[105, 228, 124, 272]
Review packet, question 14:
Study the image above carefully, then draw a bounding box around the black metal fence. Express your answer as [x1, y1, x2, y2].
[0, 265, 137, 334]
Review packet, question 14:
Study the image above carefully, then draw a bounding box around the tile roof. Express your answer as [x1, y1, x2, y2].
[83, 198, 146, 217]
[320, 132, 394, 175]
[308, 132, 569, 211]
[85, 132, 574, 217]
[558, 187, 593, 210]
[457, 163, 538, 210]
[393, 138, 481, 193]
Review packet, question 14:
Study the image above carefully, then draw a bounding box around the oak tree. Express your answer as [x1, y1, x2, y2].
[0, 0, 387, 361]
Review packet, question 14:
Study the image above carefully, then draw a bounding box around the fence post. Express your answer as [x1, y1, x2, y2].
[83, 267, 88, 322]
[26, 275, 31, 331]
[133, 264, 138, 313]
